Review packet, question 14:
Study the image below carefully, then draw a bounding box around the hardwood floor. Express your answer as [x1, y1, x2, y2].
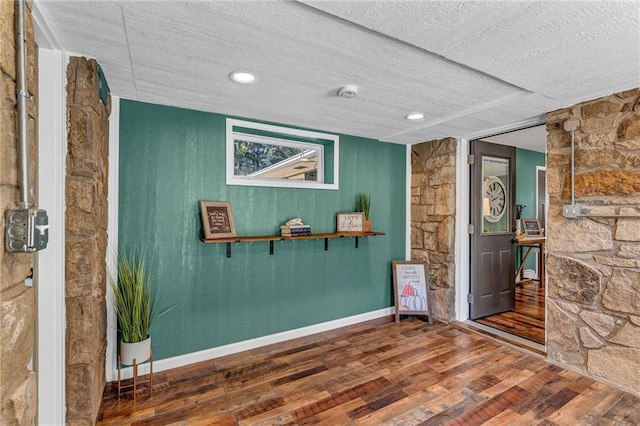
[475, 283, 545, 344]
[97, 316, 639, 425]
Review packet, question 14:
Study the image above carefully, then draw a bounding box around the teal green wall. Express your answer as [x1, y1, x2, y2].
[516, 148, 545, 270]
[516, 148, 545, 220]
[119, 100, 406, 360]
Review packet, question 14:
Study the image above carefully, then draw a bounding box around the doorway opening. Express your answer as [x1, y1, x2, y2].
[468, 125, 547, 346]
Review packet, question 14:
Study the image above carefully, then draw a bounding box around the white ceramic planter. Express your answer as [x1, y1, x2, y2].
[120, 335, 151, 366]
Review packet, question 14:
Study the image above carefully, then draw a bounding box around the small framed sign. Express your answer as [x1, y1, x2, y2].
[336, 212, 364, 233]
[200, 201, 237, 239]
[392, 261, 432, 324]
[522, 218, 543, 237]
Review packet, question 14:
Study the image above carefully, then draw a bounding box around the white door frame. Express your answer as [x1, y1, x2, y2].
[454, 118, 545, 322]
[106, 97, 120, 382]
[535, 166, 547, 224]
[34, 3, 68, 423]
[534, 166, 547, 278]
[454, 138, 470, 321]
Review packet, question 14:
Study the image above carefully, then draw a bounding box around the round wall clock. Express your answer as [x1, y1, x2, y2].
[483, 176, 507, 223]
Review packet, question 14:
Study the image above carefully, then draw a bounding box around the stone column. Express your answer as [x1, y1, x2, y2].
[0, 0, 39, 424]
[65, 57, 110, 425]
[411, 138, 457, 320]
[546, 88, 640, 396]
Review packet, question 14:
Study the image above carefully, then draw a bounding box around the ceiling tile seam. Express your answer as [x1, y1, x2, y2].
[383, 92, 532, 140]
[120, 5, 139, 98]
[297, 0, 537, 96]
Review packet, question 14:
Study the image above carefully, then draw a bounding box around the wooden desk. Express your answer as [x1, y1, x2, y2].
[515, 237, 545, 288]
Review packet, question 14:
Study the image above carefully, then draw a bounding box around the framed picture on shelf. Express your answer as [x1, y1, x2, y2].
[392, 261, 432, 324]
[200, 201, 237, 239]
[336, 212, 364, 232]
[522, 218, 543, 237]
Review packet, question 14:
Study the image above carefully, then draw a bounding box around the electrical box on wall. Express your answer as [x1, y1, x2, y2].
[562, 204, 582, 219]
[5, 208, 49, 252]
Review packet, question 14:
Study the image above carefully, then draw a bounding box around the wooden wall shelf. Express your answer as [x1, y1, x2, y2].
[201, 232, 385, 257]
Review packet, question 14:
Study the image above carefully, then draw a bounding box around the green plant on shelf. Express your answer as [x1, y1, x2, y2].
[356, 193, 371, 220]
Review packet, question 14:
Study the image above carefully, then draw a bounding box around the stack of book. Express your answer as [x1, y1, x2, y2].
[281, 225, 312, 237]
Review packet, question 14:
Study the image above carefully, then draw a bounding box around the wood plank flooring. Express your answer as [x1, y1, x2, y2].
[97, 317, 640, 425]
[475, 283, 545, 344]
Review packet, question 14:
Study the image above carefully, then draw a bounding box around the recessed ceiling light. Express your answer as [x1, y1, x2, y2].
[405, 112, 425, 121]
[230, 71, 257, 84]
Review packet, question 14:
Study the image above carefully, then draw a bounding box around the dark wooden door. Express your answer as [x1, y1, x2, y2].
[469, 140, 516, 320]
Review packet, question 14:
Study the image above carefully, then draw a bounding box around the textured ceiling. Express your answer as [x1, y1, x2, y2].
[36, 0, 639, 148]
[483, 124, 547, 153]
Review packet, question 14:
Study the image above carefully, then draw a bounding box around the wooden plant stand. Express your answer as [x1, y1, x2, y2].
[117, 351, 153, 401]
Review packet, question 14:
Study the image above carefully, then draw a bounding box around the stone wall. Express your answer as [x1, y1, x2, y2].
[546, 88, 640, 396]
[0, 1, 39, 424]
[65, 57, 110, 425]
[411, 138, 457, 320]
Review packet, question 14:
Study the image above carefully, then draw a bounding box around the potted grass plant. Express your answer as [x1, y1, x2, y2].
[356, 193, 372, 233]
[109, 251, 174, 366]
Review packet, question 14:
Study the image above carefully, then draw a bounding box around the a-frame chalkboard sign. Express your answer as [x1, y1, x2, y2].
[392, 261, 433, 324]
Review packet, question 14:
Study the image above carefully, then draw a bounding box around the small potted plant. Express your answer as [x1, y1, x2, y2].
[109, 251, 175, 366]
[356, 193, 372, 233]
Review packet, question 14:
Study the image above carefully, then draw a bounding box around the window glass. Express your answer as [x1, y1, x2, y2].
[481, 156, 509, 233]
[226, 119, 339, 190]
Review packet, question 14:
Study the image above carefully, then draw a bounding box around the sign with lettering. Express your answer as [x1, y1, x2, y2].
[392, 261, 432, 324]
[336, 212, 364, 232]
[200, 201, 237, 239]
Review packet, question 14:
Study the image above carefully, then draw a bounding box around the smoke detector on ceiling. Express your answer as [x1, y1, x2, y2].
[337, 85, 358, 99]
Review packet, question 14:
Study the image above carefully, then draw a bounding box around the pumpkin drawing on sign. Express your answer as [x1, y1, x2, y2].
[400, 284, 426, 311]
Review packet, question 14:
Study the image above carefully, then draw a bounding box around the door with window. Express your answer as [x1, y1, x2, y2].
[469, 140, 516, 319]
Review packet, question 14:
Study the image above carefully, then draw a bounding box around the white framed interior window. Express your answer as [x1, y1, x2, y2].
[226, 118, 339, 190]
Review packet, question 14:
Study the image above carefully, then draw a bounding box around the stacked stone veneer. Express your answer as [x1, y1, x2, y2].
[546, 88, 640, 396]
[1, 1, 39, 424]
[411, 138, 457, 320]
[66, 57, 110, 424]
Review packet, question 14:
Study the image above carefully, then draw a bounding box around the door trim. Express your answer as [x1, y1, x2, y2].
[536, 166, 547, 223]
[534, 166, 547, 278]
[406, 145, 412, 260]
[454, 138, 470, 321]
[34, 5, 68, 420]
[106, 97, 120, 381]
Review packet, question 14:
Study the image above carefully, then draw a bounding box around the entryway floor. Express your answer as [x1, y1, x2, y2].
[96, 316, 640, 425]
[475, 282, 545, 344]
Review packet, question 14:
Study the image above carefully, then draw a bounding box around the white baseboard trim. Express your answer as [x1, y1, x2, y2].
[114, 307, 395, 380]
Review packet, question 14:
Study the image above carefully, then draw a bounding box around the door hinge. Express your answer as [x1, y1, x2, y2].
[467, 154, 475, 165]
[467, 224, 474, 234]
[467, 294, 475, 304]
